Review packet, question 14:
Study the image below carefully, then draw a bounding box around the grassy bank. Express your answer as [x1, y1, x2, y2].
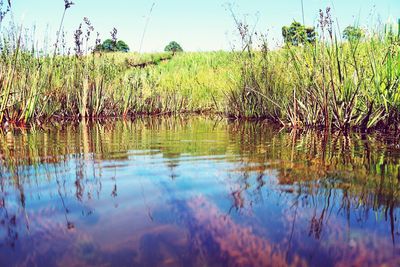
[0, 45, 239, 126]
[0, 23, 399, 131]
[226, 17, 400, 131]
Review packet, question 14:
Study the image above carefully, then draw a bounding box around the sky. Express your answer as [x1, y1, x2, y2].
[3, 0, 400, 52]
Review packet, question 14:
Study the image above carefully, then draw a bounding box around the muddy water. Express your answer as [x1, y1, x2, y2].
[0, 117, 399, 266]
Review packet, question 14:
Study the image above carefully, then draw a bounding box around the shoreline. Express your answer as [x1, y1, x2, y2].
[1, 112, 399, 135]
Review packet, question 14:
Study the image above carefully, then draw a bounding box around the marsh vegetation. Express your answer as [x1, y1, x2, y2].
[0, 2, 398, 131]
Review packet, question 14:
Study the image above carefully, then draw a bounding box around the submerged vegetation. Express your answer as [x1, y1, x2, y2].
[0, 2, 398, 132]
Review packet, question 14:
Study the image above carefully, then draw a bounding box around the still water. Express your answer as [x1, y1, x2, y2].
[0, 117, 399, 267]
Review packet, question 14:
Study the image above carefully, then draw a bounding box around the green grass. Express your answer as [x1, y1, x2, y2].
[226, 23, 400, 131]
[143, 51, 239, 110]
[0, 46, 239, 125]
[0, 22, 398, 131]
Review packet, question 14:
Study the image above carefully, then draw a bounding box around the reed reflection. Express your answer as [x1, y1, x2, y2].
[0, 117, 398, 266]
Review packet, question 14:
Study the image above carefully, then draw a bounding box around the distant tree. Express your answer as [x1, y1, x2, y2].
[103, 39, 117, 52]
[164, 41, 183, 53]
[116, 40, 130, 52]
[96, 39, 130, 53]
[343, 26, 365, 41]
[282, 21, 316, 46]
[305, 27, 316, 43]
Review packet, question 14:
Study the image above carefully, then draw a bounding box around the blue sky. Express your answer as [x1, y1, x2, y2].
[5, 0, 400, 52]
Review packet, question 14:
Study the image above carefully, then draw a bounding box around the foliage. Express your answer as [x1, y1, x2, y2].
[96, 39, 130, 52]
[164, 41, 183, 53]
[116, 40, 129, 52]
[282, 21, 316, 46]
[342, 26, 365, 41]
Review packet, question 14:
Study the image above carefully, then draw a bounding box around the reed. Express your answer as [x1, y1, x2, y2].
[0, 3, 398, 131]
[226, 9, 400, 131]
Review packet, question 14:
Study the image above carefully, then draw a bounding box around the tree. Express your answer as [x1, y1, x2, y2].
[102, 39, 116, 52]
[95, 39, 130, 53]
[116, 40, 129, 52]
[164, 41, 183, 53]
[282, 21, 316, 46]
[343, 26, 365, 41]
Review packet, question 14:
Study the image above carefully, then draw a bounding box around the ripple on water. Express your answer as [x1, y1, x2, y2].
[0, 118, 399, 266]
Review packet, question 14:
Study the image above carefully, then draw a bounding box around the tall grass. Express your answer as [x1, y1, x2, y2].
[0, 0, 239, 126]
[0, 47, 239, 125]
[0, 4, 398, 131]
[0, 27, 236, 126]
[0, 1, 230, 126]
[227, 9, 400, 131]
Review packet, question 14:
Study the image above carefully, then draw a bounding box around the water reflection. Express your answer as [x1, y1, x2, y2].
[0, 117, 399, 266]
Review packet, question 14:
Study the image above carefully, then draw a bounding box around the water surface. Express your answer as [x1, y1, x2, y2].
[0, 117, 399, 266]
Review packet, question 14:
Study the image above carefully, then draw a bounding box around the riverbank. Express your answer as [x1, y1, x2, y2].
[0, 50, 238, 126]
[0, 30, 399, 131]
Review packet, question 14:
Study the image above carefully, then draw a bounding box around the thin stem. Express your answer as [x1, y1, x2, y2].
[139, 2, 155, 53]
[54, 8, 67, 57]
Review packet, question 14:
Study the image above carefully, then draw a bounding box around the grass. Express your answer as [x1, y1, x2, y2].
[0, 10, 398, 131]
[0, 39, 240, 126]
[226, 12, 400, 131]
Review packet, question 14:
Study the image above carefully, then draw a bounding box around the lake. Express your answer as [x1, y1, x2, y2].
[0, 117, 399, 266]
